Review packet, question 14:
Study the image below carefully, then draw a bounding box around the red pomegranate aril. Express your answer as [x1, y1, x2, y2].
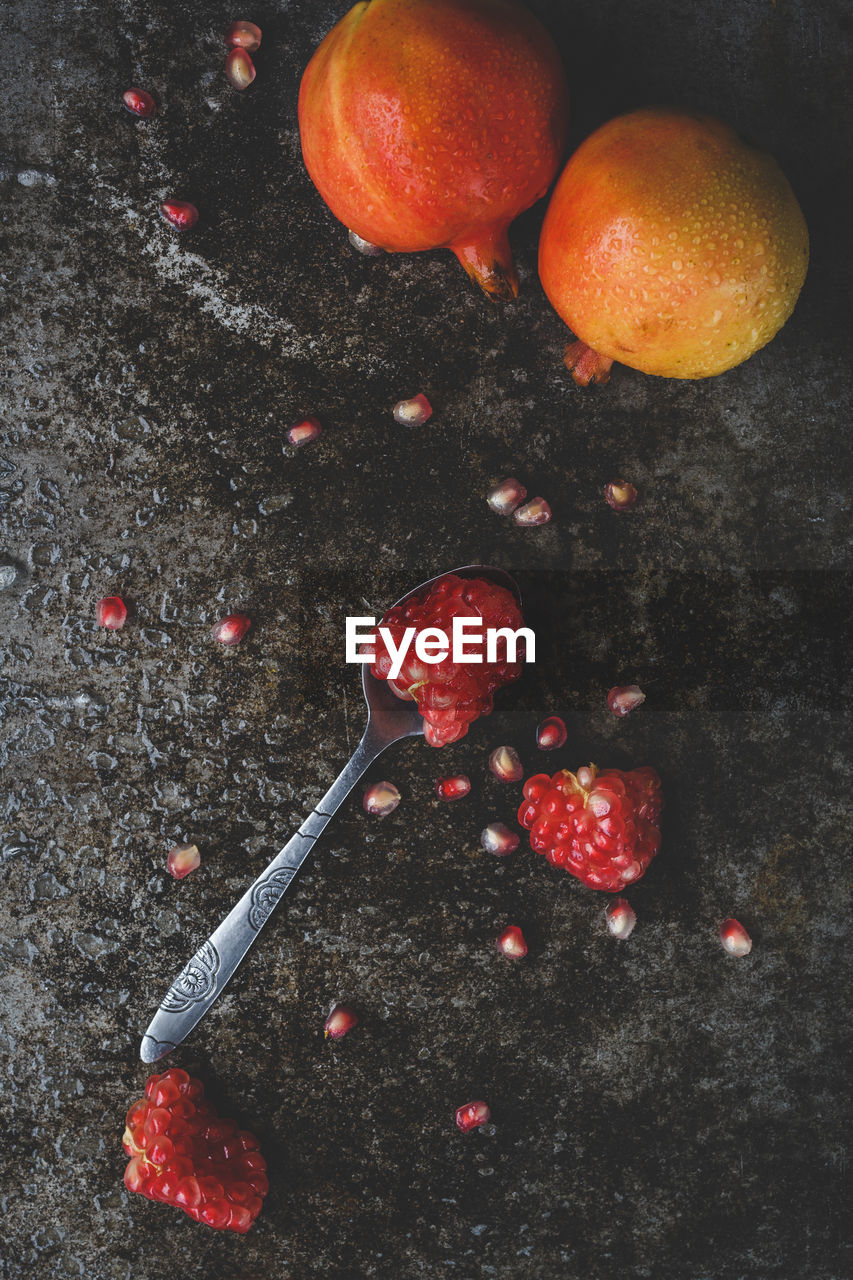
[607, 684, 646, 717]
[719, 918, 752, 957]
[488, 745, 523, 783]
[167, 843, 201, 880]
[324, 1005, 358, 1039]
[456, 1100, 490, 1133]
[536, 715, 567, 750]
[211, 613, 251, 645]
[480, 822, 519, 856]
[349, 229, 384, 255]
[287, 415, 322, 447]
[496, 925, 527, 958]
[435, 774, 471, 801]
[487, 477, 527, 516]
[96, 595, 127, 629]
[604, 480, 638, 511]
[224, 47, 256, 90]
[122, 88, 157, 118]
[160, 200, 199, 230]
[225, 19, 262, 51]
[605, 897, 637, 939]
[392, 394, 432, 426]
[362, 781, 401, 816]
[513, 496, 551, 526]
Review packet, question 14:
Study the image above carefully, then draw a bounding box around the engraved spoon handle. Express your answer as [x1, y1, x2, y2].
[140, 725, 386, 1062]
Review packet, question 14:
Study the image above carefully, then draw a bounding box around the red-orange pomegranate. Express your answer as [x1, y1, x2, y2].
[298, 0, 569, 299]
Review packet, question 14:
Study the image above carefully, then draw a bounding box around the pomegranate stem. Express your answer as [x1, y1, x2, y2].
[452, 227, 519, 301]
[564, 340, 614, 386]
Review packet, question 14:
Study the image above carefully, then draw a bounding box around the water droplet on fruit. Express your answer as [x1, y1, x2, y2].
[324, 1005, 358, 1038]
[480, 822, 519, 856]
[536, 716, 567, 750]
[224, 47, 256, 90]
[348, 230, 384, 256]
[160, 200, 199, 231]
[456, 1101, 490, 1132]
[604, 480, 638, 511]
[225, 19, 262, 51]
[489, 746, 523, 783]
[95, 596, 127, 629]
[719, 917, 752, 957]
[286, 416, 322, 447]
[605, 897, 636, 938]
[496, 925, 527, 958]
[393, 394, 432, 427]
[210, 613, 251, 645]
[363, 781, 401, 816]
[487, 477, 527, 515]
[607, 685, 646, 717]
[167, 843, 200, 880]
[122, 88, 157, 118]
[435, 775, 471, 801]
[513, 497, 551, 526]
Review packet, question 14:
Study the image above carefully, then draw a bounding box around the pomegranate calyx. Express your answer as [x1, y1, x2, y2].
[452, 227, 518, 302]
[564, 341, 613, 387]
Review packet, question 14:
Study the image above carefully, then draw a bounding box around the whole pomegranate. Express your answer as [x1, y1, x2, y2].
[299, 0, 569, 300]
[539, 108, 809, 382]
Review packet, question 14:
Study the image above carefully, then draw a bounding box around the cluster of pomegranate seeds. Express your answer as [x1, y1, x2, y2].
[719, 918, 752, 957]
[348, 229, 383, 255]
[496, 925, 527, 958]
[324, 1005, 358, 1039]
[488, 745, 523, 783]
[480, 822, 519, 856]
[607, 684, 646, 717]
[225, 19, 262, 51]
[224, 47, 256, 90]
[536, 715, 567, 750]
[160, 200, 199, 231]
[287, 415, 322, 447]
[210, 613, 251, 645]
[456, 1101, 490, 1133]
[368, 574, 525, 747]
[435, 774, 471, 801]
[487, 477, 527, 516]
[362, 781, 401, 817]
[519, 763, 662, 891]
[122, 88, 157, 118]
[605, 897, 637, 939]
[95, 595, 127, 629]
[513, 496, 551, 526]
[122, 1069, 268, 1233]
[167, 843, 201, 880]
[392, 394, 432, 427]
[604, 480, 638, 511]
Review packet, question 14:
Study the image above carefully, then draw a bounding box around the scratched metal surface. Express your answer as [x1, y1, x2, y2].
[1, 0, 851, 1276]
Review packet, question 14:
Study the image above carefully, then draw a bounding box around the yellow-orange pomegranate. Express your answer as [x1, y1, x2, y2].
[539, 108, 809, 382]
[298, 0, 569, 300]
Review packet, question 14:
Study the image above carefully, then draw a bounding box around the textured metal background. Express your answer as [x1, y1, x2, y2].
[1, 1, 851, 1276]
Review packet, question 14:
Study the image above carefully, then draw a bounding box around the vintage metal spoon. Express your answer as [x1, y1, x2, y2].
[140, 565, 520, 1062]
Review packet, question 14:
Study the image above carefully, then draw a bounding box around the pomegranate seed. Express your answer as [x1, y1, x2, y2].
[605, 897, 636, 939]
[224, 47, 256, 90]
[488, 745, 523, 783]
[536, 715, 567, 750]
[513, 497, 551, 526]
[167, 843, 201, 880]
[487, 477, 527, 516]
[348, 230, 383, 256]
[287, 416, 322, 447]
[576, 765, 596, 790]
[224, 19, 262, 51]
[211, 613, 251, 645]
[122, 88, 157, 118]
[435, 775, 471, 801]
[362, 781, 401, 817]
[496, 925, 527, 958]
[324, 1005, 358, 1039]
[95, 596, 127, 629]
[719, 918, 752, 957]
[160, 200, 199, 231]
[607, 684, 646, 717]
[392, 394, 432, 427]
[604, 480, 638, 511]
[455, 1101, 490, 1133]
[480, 822, 519, 856]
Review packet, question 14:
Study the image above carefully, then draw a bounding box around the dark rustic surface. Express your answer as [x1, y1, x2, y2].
[1, 1, 851, 1277]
